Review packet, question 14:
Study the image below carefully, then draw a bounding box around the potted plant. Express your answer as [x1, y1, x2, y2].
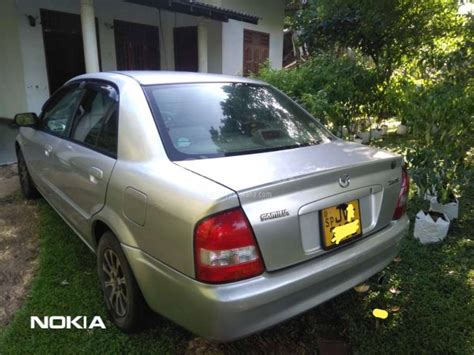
[357, 131, 371, 144]
[407, 141, 469, 235]
[353, 135, 363, 144]
[356, 118, 371, 144]
[371, 128, 383, 139]
[407, 146, 449, 242]
[336, 125, 349, 138]
[396, 118, 408, 135]
[423, 155, 464, 221]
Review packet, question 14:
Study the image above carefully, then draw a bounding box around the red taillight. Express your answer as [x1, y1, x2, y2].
[393, 168, 409, 220]
[194, 208, 264, 283]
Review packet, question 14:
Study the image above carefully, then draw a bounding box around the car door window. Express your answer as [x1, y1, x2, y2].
[43, 86, 84, 136]
[95, 108, 118, 156]
[70, 86, 118, 156]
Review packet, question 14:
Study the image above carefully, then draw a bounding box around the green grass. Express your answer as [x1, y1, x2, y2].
[1, 136, 473, 353]
[0, 202, 190, 353]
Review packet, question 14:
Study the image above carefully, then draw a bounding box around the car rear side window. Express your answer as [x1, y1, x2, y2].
[70, 85, 118, 157]
[145, 83, 333, 160]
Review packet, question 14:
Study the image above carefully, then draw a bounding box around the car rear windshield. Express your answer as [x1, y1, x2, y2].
[144, 82, 333, 160]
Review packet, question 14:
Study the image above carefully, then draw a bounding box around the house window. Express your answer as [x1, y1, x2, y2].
[243, 29, 270, 76]
[114, 20, 160, 70]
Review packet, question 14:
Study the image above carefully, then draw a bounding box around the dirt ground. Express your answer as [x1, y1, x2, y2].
[0, 164, 39, 327]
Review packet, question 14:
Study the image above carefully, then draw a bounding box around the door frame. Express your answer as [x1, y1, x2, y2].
[40, 9, 102, 94]
[173, 26, 198, 72]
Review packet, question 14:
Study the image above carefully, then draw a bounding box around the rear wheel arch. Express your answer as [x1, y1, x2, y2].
[92, 220, 111, 249]
[91, 217, 152, 305]
[92, 221, 139, 282]
[92, 219, 130, 251]
[91, 208, 141, 250]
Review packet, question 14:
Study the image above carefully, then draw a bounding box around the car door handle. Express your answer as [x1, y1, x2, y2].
[44, 144, 53, 157]
[88, 167, 103, 183]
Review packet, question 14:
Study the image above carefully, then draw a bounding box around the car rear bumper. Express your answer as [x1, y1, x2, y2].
[123, 215, 409, 341]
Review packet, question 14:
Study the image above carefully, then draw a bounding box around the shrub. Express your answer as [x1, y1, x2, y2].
[386, 12, 473, 204]
[403, 79, 473, 203]
[255, 55, 377, 134]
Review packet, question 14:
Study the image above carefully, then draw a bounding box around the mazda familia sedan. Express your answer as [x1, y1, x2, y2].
[14, 71, 409, 340]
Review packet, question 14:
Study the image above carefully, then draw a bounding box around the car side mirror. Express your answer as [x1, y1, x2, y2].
[14, 112, 39, 128]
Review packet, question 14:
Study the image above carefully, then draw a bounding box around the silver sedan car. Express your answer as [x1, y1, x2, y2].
[15, 71, 409, 341]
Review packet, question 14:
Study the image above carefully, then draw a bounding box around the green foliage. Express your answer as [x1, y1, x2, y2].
[283, 0, 474, 202]
[402, 79, 473, 203]
[295, 0, 462, 81]
[407, 144, 468, 204]
[387, 12, 474, 203]
[293, 0, 469, 121]
[256, 55, 377, 132]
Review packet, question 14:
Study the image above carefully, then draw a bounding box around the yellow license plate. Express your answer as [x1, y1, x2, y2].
[320, 200, 362, 249]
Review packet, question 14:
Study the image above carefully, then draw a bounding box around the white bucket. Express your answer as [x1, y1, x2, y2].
[358, 131, 371, 144]
[414, 210, 450, 244]
[397, 124, 408, 136]
[371, 129, 383, 139]
[429, 197, 459, 221]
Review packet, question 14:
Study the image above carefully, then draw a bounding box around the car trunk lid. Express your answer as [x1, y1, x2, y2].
[176, 141, 403, 271]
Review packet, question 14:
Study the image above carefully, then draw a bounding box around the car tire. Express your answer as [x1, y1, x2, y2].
[97, 231, 146, 332]
[17, 148, 40, 200]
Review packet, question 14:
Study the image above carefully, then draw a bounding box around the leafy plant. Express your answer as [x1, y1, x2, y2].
[279, 0, 473, 205]
[294, 0, 462, 82]
[404, 79, 473, 204]
[256, 55, 377, 134]
[407, 145, 465, 205]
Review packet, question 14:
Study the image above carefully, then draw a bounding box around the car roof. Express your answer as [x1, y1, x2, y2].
[71, 71, 265, 86]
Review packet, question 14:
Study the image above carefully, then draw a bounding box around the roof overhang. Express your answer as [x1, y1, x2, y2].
[125, 0, 260, 24]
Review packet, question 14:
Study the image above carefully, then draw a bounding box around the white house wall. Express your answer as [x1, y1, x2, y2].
[0, 0, 28, 118]
[4, 0, 283, 116]
[13, 0, 223, 114]
[221, 0, 284, 75]
[207, 20, 223, 73]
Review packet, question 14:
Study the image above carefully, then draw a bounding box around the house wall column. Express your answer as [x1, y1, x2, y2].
[0, 0, 27, 119]
[80, 0, 100, 73]
[197, 20, 208, 72]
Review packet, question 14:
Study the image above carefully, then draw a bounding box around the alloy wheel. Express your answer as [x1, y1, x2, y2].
[102, 249, 128, 317]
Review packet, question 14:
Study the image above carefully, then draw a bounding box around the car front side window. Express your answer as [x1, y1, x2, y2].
[42, 86, 84, 136]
